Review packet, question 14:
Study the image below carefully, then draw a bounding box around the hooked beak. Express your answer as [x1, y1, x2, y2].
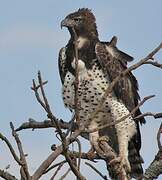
[61, 18, 74, 29]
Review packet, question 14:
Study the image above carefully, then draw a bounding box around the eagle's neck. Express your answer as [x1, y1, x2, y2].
[75, 35, 98, 69]
[66, 32, 99, 75]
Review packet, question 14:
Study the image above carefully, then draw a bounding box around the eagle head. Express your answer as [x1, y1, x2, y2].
[61, 8, 98, 39]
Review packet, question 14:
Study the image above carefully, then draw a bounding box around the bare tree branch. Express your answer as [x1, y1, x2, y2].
[10, 122, 31, 180]
[134, 112, 162, 120]
[72, 27, 80, 123]
[99, 139, 130, 180]
[59, 168, 71, 180]
[0, 169, 18, 180]
[143, 123, 162, 179]
[50, 162, 64, 180]
[36, 71, 85, 180]
[144, 60, 162, 69]
[85, 162, 108, 180]
[16, 118, 71, 132]
[44, 160, 67, 174]
[0, 132, 21, 166]
[32, 128, 83, 179]
[1, 43, 161, 180]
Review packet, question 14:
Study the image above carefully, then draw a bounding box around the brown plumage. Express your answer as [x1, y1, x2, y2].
[59, 8, 144, 179]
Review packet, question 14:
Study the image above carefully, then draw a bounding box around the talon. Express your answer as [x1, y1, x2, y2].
[87, 147, 96, 160]
[120, 157, 131, 173]
[98, 136, 109, 143]
[109, 157, 121, 166]
[109, 156, 131, 173]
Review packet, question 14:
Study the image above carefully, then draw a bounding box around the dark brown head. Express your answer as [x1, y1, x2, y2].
[61, 8, 98, 39]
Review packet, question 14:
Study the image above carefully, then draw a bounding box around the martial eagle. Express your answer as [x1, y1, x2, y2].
[58, 8, 144, 179]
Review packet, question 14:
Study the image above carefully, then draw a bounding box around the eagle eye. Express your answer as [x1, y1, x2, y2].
[74, 17, 82, 23]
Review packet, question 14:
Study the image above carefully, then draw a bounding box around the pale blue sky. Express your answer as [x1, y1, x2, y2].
[0, 1, 162, 179]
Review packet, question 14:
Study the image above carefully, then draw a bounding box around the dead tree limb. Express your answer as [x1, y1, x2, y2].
[31, 71, 86, 180]
[1, 43, 161, 180]
[0, 132, 21, 166]
[85, 162, 108, 180]
[0, 169, 18, 180]
[43, 160, 67, 174]
[50, 162, 64, 180]
[10, 122, 31, 180]
[143, 123, 162, 179]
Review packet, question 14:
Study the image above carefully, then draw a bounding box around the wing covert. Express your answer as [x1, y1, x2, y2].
[95, 41, 144, 123]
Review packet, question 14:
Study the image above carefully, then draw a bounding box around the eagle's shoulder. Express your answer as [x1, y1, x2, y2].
[95, 38, 144, 120]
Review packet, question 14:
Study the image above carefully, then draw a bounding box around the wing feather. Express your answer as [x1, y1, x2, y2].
[95, 42, 145, 124]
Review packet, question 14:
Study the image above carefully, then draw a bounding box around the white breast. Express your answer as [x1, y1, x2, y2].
[76, 37, 88, 49]
[71, 58, 85, 72]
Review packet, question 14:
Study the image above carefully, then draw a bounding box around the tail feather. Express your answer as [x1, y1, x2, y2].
[128, 141, 143, 179]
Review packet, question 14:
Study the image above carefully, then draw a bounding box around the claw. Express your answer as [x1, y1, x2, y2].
[120, 157, 131, 173]
[98, 136, 109, 143]
[87, 146, 96, 160]
[109, 156, 131, 173]
[109, 157, 121, 166]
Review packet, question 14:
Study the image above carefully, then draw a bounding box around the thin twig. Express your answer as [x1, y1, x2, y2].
[16, 118, 72, 132]
[31, 80, 48, 90]
[134, 112, 162, 120]
[0, 169, 18, 180]
[143, 123, 162, 179]
[50, 162, 64, 180]
[31, 59, 85, 180]
[37, 71, 63, 138]
[32, 127, 84, 179]
[72, 28, 80, 123]
[157, 123, 162, 150]
[0, 132, 22, 166]
[59, 168, 71, 180]
[144, 61, 162, 69]
[85, 162, 108, 180]
[75, 138, 82, 171]
[43, 160, 67, 174]
[10, 122, 31, 180]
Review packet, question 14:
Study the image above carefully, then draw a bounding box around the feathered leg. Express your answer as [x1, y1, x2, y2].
[108, 98, 137, 173]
